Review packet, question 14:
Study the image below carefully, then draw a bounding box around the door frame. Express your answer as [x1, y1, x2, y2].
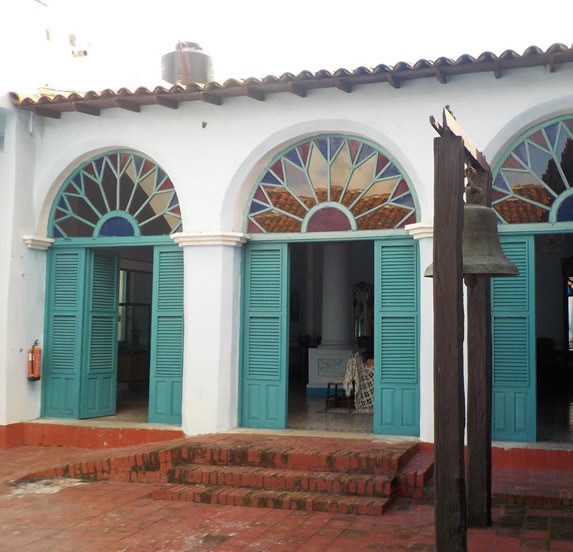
[42, 236, 180, 421]
[240, 232, 420, 436]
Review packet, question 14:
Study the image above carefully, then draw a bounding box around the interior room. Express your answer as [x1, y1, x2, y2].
[287, 240, 375, 433]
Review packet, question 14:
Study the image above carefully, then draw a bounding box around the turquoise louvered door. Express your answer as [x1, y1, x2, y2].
[374, 238, 420, 436]
[80, 252, 119, 418]
[149, 246, 184, 425]
[492, 235, 536, 442]
[43, 248, 86, 418]
[240, 243, 289, 429]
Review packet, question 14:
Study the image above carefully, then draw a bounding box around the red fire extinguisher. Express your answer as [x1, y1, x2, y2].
[27, 340, 41, 381]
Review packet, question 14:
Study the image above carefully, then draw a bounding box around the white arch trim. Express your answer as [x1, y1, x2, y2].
[484, 94, 573, 171]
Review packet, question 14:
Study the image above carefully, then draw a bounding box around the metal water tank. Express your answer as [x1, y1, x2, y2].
[161, 42, 213, 85]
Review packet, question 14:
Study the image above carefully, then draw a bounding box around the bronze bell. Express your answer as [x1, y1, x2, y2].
[424, 204, 519, 278]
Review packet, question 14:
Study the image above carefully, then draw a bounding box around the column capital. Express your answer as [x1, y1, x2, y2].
[22, 235, 54, 250]
[405, 222, 433, 240]
[171, 232, 249, 248]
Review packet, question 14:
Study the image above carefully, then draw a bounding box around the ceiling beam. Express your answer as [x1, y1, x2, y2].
[548, 55, 556, 73]
[245, 86, 265, 101]
[34, 107, 61, 119]
[116, 99, 140, 112]
[201, 93, 222, 106]
[336, 79, 352, 93]
[388, 74, 401, 89]
[434, 69, 447, 84]
[288, 83, 306, 97]
[156, 96, 179, 109]
[73, 102, 100, 116]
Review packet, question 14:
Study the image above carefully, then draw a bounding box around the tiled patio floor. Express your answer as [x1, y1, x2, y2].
[0, 441, 571, 551]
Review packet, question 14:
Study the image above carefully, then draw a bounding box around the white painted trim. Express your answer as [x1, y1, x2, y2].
[22, 235, 54, 250]
[405, 222, 433, 240]
[171, 232, 249, 247]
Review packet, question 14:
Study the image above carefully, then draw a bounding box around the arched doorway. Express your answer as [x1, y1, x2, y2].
[492, 114, 573, 442]
[240, 134, 420, 436]
[42, 151, 184, 425]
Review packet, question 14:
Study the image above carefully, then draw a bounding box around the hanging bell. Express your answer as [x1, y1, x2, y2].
[424, 204, 519, 278]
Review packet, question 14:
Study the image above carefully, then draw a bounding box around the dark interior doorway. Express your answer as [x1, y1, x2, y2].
[535, 234, 573, 442]
[286, 241, 374, 433]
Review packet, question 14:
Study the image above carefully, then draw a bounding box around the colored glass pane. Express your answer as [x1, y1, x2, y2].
[376, 154, 389, 176]
[315, 138, 329, 160]
[391, 179, 410, 199]
[307, 208, 351, 232]
[557, 196, 573, 222]
[270, 160, 284, 182]
[99, 217, 135, 237]
[246, 135, 416, 233]
[49, 151, 182, 238]
[545, 123, 559, 150]
[308, 145, 328, 200]
[493, 115, 573, 224]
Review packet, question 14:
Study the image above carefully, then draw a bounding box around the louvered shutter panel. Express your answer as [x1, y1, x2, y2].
[492, 235, 536, 442]
[149, 246, 184, 424]
[374, 238, 419, 436]
[43, 248, 85, 418]
[240, 243, 288, 429]
[80, 253, 118, 418]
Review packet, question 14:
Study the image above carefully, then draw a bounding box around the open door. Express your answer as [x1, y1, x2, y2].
[240, 242, 289, 429]
[43, 248, 86, 418]
[80, 252, 119, 418]
[44, 249, 119, 419]
[148, 245, 184, 425]
[492, 235, 536, 441]
[373, 238, 420, 436]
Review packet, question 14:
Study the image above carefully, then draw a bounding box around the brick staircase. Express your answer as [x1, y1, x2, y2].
[149, 434, 435, 516]
[22, 433, 434, 516]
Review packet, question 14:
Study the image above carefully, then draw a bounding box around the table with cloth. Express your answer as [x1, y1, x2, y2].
[343, 352, 374, 413]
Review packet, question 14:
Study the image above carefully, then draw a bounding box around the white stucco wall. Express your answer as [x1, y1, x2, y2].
[0, 104, 46, 425]
[2, 61, 573, 438]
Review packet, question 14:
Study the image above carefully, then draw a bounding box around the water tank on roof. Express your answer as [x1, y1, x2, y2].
[161, 42, 213, 85]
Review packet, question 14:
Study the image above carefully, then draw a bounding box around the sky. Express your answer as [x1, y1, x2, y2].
[3, 0, 573, 91]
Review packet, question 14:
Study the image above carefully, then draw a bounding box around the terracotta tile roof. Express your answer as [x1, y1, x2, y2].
[10, 43, 573, 119]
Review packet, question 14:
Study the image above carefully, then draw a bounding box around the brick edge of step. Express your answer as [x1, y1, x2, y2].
[151, 484, 393, 516]
[169, 464, 396, 498]
[396, 450, 435, 500]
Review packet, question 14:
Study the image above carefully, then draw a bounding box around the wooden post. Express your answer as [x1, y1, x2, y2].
[433, 130, 467, 551]
[466, 170, 493, 527]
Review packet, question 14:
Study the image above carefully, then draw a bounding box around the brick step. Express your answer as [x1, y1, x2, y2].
[397, 449, 435, 499]
[492, 468, 573, 508]
[169, 464, 396, 497]
[174, 440, 418, 475]
[152, 483, 394, 516]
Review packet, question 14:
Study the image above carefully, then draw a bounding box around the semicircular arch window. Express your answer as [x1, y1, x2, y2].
[50, 151, 182, 238]
[246, 135, 417, 233]
[492, 115, 573, 224]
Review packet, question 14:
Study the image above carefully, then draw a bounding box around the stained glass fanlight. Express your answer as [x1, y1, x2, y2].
[246, 135, 417, 233]
[50, 151, 182, 238]
[493, 116, 573, 224]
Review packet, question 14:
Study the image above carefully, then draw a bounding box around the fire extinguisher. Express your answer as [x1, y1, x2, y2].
[27, 340, 41, 381]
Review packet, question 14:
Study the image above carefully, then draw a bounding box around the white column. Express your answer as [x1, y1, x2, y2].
[319, 242, 353, 349]
[307, 242, 354, 388]
[406, 222, 435, 443]
[172, 232, 247, 435]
